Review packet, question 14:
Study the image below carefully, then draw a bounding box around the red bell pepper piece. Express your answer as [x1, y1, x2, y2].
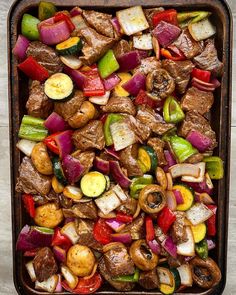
[152, 9, 178, 27]
[82, 65, 105, 97]
[51, 228, 72, 250]
[116, 212, 133, 223]
[93, 218, 113, 245]
[161, 47, 186, 61]
[206, 205, 217, 236]
[134, 89, 159, 108]
[145, 216, 155, 242]
[157, 207, 176, 234]
[191, 68, 211, 83]
[54, 12, 75, 32]
[22, 194, 35, 218]
[43, 132, 63, 154]
[18, 56, 49, 82]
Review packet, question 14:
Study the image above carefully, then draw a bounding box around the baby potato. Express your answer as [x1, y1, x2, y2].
[34, 203, 63, 228]
[67, 244, 95, 277]
[31, 142, 53, 175]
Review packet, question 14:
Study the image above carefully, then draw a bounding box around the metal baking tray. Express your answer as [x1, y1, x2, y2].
[8, 0, 232, 294]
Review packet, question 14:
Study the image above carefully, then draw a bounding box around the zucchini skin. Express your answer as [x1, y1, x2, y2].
[56, 37, 83, 55]
[52, 157, 67, 186]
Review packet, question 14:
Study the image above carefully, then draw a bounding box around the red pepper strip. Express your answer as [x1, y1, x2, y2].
[134, 89, 159, 108]
[22, 194, 35, 218]
[145, 216, 155, 242]
[81, 65, 105, 97]
[93, 218, 113, 245]
[54, 12, 75, 32]
[191, 68, 211, 83]
[152, 9, 178, 27]
[206, 205, 217, 236]
[161, 48, 186, 61]
[43, 132, 62, 154]
[116, 212, 133, 223]
[157, 207, 176, 234]
[51, 228, 72, 251]
[18, 56, 49, 82]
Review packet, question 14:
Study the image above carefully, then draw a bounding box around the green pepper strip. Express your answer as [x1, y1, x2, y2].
[130, 175, 153, 199]
[33, 226, 54, 234]
[98, 50, 120, 79]
[18, 115, 48, 141]
[203, 156, 224, 180]
[170, 135, 198, 163]
[163, 96, 185, 124]
[177, 11, 211, 28]
[113, 268, 140, 282]
[195, 239, 208, 260]
[104, 114, 124, 146]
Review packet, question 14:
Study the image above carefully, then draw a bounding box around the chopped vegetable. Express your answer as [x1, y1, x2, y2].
[89, 91, 110, 106]
[122, 72, 146, 96]
[34, 203, 63, 228]
[16, 139, 36, 157]
[206, 205, 217, 236]
[18, 115, 48, 141]
[38, 1, 57, 21]
[53, 245, 67, 263]
[39, 20, 71, 45]
[61, 222, 79, 244]
[186, 202, 213, 225]
[95, 190, 122, 215]
[191, 68, 211, 83]
[63, 185, 83, 201]
[130, 174, 154, 198]
[12, 35, 30, 60]
[64, 66, 86, 90]
[163, 96, 185, 124]
[93, 218, 113, 245]
[56, 37, 82, 55]
[188, 18, 216, 41]
[21, 14, 40, 40]
[191, 223, 207, 243]
[157, 267, 174, 286]
[169, 163, 200, 179]
[203, 156, 224, 179]
[18, 56, 49, 81]
[25, 261, 36, 282]
[52, 156, 67, 186]
[22, 194, 36, 218]
[105, 219, 125, 232]
[54, 12, 75, 32]
[177, 226, 195, 256]
[117, 51, 141, 72]
[44, 73, 74, 101]
[157, 207, 176, 234]
[35, 275, 59, 292]
[103, 113, 124, 146]
[44, 112, 69, 134]
[61, 265, 79, 290]
[152, 21, 181, 48]
[110, 121, 136, 151]
[152, 9, 178, 27]
[93, 157, 110, 175]
[51, 228, 72, 250]
[133, 33, 153, 50]
[98, 50, 120, 79]
[81, 171, 107, 197]
[181, 162, 206, 183]
[109, 161, 131, 189]
[134, 89, 159, 108]
[161, 47, 186, 61]
[62, 155, 84, 184]
[60, 55, 82, 70]
[177, 263, 193, 286]
[116, 6, 149, 36]
[145, 216, 155, 242]
[195, 239, 208, 259]
[186, 130, 212, 152]
[114, 72, 132, 96]
[111, 232, 132, 244]
[173, 184, 194, 211]
[177, 11, 211, 27]
[113, 268, 139, 282]
[103, 73, 121, 91]
[169, 136, 198, 163]
[82, 66, 105, 97]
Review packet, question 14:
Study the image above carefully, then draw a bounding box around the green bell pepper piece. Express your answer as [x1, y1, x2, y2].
[21, 14, 40, 40]
[130, 175, 153, 199]
[195, 239, 208, 259]
[161, 127, 177, 142]
[113, 268, 140, 282]
[33, 226, 54, 234]
[203, 156, 224, 179]
[170, 136, 198, 163]
[38, 1, 57, 21]
[98, 50, 120, 79]
[163, 96, 185, 124]
[177, 11, 211, 28]
[19, 115, 48, 141]
[104, 113, 124, 146]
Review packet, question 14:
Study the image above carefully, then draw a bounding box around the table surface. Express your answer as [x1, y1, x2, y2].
[0, 0, 235, 294]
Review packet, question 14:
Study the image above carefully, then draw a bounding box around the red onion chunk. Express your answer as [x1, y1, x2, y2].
[94, 157, 110, 175]
[184, 256, 195, 262]
[64, 217, 76, 225]
[186, 177, 213, 195]
[166, 191, 177, 211]
[152, 21, 181, 48]
[55, 275, 63, 292]
[117, 51, 141, 72]
[109, 161, 131, 188]
[136, 49, 150, 59]
[38, 17, 55, 29]
[173, 189, 184, 205]
[210, 78, 221, 88]
[12, 35, 30, 60]
[39, 20, 71, 45]
[122, 73, 146, 96]
[103, 73, 121, 91]
[162, 236, 177, 258]
[207, 238, 216, 250]
[186, 130, 212, 152]
[53, 245, 66, 263]
[23, 249, 38, 257]
[191, 77, 216, 92]
[70, 7, 82, 17]
[54, 130, 73, 159]
[16, 225, 54, 251]
[148, 239, 161, 255]
[62, 155, 84, 184]
[111, 17, 122, 36]
[104, 147, 120, 160]
[164, 150, 177, 172]
[111, 233, 132, 244]
[64, 66, 86, 90]
[44, 112, 69, 133]
[105, 219, 125, 232]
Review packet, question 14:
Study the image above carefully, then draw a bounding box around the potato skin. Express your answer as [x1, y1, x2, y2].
[31, 142, 53, 175]
[34, 203, 63, 228]
[67, 244, 96, 277]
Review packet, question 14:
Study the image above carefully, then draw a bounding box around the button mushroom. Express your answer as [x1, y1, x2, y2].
[190, 257, 222, 289]
[138, 185, 166, 214]
[130, 240, 158, 271]
[146, 69, 175, 100]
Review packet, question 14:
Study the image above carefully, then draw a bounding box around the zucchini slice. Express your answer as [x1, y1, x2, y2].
[52, 157, 67, 186]
[142, 146, 158, 172]
[80, 171, 107, 197]
[44, 73, 73, 101]
[173, 184, 194, 211]
[159, 282, 175, 295]
[191, 222, 207, 243]
[157, 267, 174, 286]
[56, 37, 83, 55]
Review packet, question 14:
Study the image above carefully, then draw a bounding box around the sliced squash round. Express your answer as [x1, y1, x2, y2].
[80, 171, 107, 197]
[44, 73, 73, 101]
[173, 184, 194, 211]
[56, 36, 83, 55]
[191, 222, 207, 243]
